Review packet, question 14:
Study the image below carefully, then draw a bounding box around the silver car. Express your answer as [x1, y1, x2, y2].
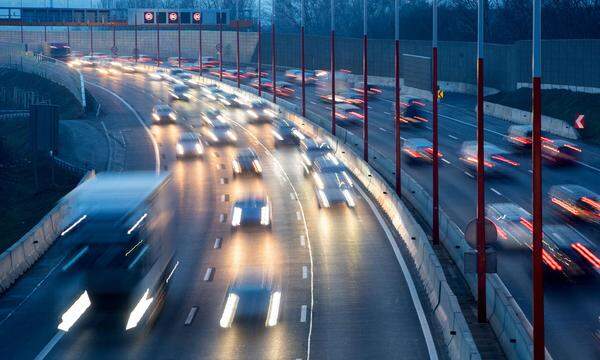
[176, 132, 204, 159]
[312, 172, 356, 208]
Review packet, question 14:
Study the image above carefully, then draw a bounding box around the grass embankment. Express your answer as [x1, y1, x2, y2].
[0, 70, 83, 253]
[485, 88, 600, 143]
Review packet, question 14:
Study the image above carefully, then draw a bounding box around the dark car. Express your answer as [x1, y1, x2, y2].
[402, 138, 443, 164]
[230, 196, 271, 229]
[245, 101, 277, 123]
[232, 148, 263, 177]
[299, 138, 333, 174]
[399, 98, 428, 125]
[542, 139, 582, 165]
[152, 104, 176, 123]
[549, 185, 600, 225]
[272, 120, 304, 146]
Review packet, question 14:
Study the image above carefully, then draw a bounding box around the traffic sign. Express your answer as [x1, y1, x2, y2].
[465, 218, 497, 249]
[216, 43, 222, 53]
[143, 11, 154, 24]
[574, 114, 585, 129]
[192, 12, 202, 24]
[437, 88, 445, 100]
[168, 12, 179, 24]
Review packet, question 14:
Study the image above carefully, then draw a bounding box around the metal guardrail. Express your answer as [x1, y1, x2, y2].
[0, 41, 86, 115]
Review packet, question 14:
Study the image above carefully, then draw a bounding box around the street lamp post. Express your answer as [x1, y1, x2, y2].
[331, 0, 336, 135]
[362, 0, 369, 162]
[394, 0, 401, 196]
[300, 0, 306, 117]
[236, 0, 240, 88]
[432, 0, 439, 245]
[476, 0, 487, 324]
[532, 0, 544, 358]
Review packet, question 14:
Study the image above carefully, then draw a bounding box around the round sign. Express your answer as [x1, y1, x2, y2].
[464, 218, 497, 249]
[169, 12, 178, 22]
[193, 12, 201, 22]
[144, 12, 154, 22]
[216, 43, 222, 52]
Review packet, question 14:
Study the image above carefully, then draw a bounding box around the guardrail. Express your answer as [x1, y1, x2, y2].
[0, 41, 86, 115]
[190, 75, 481, 359]
[0, 170, 95, 294]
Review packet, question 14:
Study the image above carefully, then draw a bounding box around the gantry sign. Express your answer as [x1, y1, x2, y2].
[132, 9, 228, 26]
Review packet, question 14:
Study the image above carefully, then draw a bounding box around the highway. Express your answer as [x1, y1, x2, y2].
[0, 68, 441, 359]
[217, 67, 600, 360]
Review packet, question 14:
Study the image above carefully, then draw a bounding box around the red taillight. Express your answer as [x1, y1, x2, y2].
[551, 197, 581, 216]
[510, 136, 532, 145]
[492, 155, 520, 166]
[520, 217, 533, 232]
[564, 144, 582, 153]
[413, 116, 428, 123]
[404, 149, 421, 158]
[413, 100, 426, 107]
[581, 197, 600, 210]
[542, 249, 563, 271]
[349, 112, 365, 119]
[496, 225, 508, 240]
[335, 112, 348, 120]
[571, 243, 600, 268]
[424, 147, 443, 157]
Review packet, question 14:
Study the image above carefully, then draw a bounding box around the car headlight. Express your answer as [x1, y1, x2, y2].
[252, 160, 262, 173]
[220, 293, 239, 328]
[176, 143, 184, 155]
[342, 171, 354, 187]
[231, 207, 242, 227]
[301, 153, 311, 166]
[195, 143, 203, 154]
[57, 291, 91, 332]
[319, 190, 330, 208]
[126, 289, 154, 330]
[292, 129, 305, 140]
[226, 130, 237, 141]
[152, 113, 160, 121]
[264, 109, 276, 118]
[247, 109, 259, 119]
[260, 205, 270, 226]
[313, 173, 325, 189]
[272, 130, 284, 141]
[169, 112, 177, 120]
[232, 160, 241, 173]
[266, 291, 282, 327]
[343, 189, 355, 208]
[208, 131, 219, 142]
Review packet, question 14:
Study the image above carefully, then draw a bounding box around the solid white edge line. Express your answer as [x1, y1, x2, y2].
[355, 185, 439, 360]
[34, 331, 65, 360]
[490, 188, 502, 196]
[85, 81, 160, 174]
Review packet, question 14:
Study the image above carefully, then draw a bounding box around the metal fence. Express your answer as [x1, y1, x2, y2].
[0, 41, 86, 115]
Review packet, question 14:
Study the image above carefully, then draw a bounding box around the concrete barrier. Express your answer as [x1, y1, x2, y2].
[0, 170, 95, 295]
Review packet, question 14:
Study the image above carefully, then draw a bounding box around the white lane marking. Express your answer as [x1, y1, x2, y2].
[219, 213, 226, 223]
[448, 134, 459, 140]
[490, 188, 502, 196]
[575, 160, 600, 174]
[61, 246, 89, 272]
[300, 305, 308, 322]
[34, 331, 65, 360]
[379, 127, 387, 132]
[296, 211, 302, 221]
[86, 82, 160, 174]
[220, 177, 228, 184]
[223, 113, 316, 360]
[355, 185, 439, 360]
[300, 235, 306, 247]
[203, 267, 214, 281]
[400, 136, 406, 141]
[528, 169, 534, 174]
[290, 192, 296, 200]
[184, 307, 198, 326]
[166, 261, 180, 283]
[464, 171, 475, 178]
[383, 111, 391, 115]
[302, 266, 308, 279]
[214, 238, 222, 249]
[441, 158, 451, 165]
[221, 194, 229, 202]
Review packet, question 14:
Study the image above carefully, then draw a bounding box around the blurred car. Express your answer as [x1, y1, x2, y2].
[272, 119, 304, 146]
[335, 103, 364, 123]
[541, 225, 599, 278]
[176, 132, 204, 159]
[169, 84, 191, 101]
[163, 68, 187, 83]
[216, 92, 245, 107]
[299, 138, 333, 174]
[151, 104, 177, 123]
[250, 78, 295, 97]
[201, 108, 223, 127]
[506, 124, 533, 149]
[78, 55, 101, 67]
[486, 203, 533, 248]
[111, 58, 136, 73]
[285, 69, 317, 84]
[542, 139, 582, 165]
[201, 56, 220, 68]
[232, 148, 263, 177]
[95, 60, 118, 75]
[244, 66, 269, 78]
[459, 141, 519, 175]
[319, 93, 347, 104]
[312, 172, 356, 209]
[148, 68, 167, 81]
[219, 267, 280, 328]
[549, 185, 600, 225]
[402, 138, 443, 164]
[351, 84, 383, 97]
[202, 118, 238, 145]
[245, 100, 277, 123]
[230, 195, 271, 229]
[210, 68, 249, 80]
[311, 153, 354, 187]
[199, 84, 224, 101]
[399, 98, 428, 125]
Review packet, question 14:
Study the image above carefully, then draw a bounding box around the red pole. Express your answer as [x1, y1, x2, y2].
[20, 21, 24, 43]
[331, 29, 336, 135]
[363, 33, 368, 161]
[432, 46, 439, 244]
[178, 16, 182, 68]
[219, 21, 223, 81]
[532, 1, 544, 358]
[236, 16, 240, 87]
[157, 21, 160, 67]
[300, 26, 306, 117]
[112, 23, 116, 55]
[395, 38, 401, 195]
[44, 25, 47, 43]
[90, 24, 93, 56]
[272, 22, 276, 103]
[134, 14, 138, 63]
[67, 26, 70, 47]
[476, 0, 487, 324]
[199, 19, 202, 75]
[257, 18, 262, 97]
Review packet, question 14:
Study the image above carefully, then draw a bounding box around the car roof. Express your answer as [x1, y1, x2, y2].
[487, 203, 531, 220]
[405, 138, 432, 147]
[336, 103, 360, 111]
[238, 148, 257, 158]
[319, 172, 350, 188]
[550, 184, 597, 199]
[154, 104, 171, 110]
[235, 197, 267, 208]
[179, 132, 200, 141]
[313, 154, 344, 169]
